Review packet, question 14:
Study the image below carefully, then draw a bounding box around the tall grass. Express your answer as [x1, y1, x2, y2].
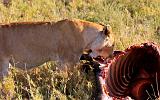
[0, 0, 160, 99]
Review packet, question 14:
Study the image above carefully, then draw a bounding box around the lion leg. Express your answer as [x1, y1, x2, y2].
[0, 59, 13, 98]
[0, 59, 9, 80]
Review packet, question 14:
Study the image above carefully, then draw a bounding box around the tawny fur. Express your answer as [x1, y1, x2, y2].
[0, 19, 114, 79]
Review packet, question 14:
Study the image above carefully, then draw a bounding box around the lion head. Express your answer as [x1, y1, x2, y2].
[89, 24, 114, 59]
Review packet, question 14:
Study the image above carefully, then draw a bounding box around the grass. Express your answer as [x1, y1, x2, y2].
[0, 0, 160, 99]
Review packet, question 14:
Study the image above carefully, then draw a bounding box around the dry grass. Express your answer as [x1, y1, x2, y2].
[0, 0, 160, 99]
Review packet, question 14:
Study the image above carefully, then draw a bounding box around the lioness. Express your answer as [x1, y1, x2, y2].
[0, 19, 114, 79]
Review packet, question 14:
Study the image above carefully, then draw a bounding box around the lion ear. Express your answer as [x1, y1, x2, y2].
[102, 24, 112, 36]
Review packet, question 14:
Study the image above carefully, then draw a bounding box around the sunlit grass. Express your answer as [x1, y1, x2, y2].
[0, 0, 159, 99]
[0, 62, 95, 99]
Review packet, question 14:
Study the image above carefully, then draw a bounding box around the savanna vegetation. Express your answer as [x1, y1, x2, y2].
[0, 0, 160, 99]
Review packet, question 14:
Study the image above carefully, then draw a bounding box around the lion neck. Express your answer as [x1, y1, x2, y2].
[82, 31, 100, 50]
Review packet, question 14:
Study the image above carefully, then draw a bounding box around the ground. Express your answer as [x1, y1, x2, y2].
[0, 0, 160, 99]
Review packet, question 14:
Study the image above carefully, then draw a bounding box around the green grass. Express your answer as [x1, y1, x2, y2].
[0, 0, 160, 99]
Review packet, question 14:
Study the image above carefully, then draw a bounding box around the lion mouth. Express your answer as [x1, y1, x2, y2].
[93, 56, 105, 62]
[80, 52, 107, 69]
[81, 49, 123, 63]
